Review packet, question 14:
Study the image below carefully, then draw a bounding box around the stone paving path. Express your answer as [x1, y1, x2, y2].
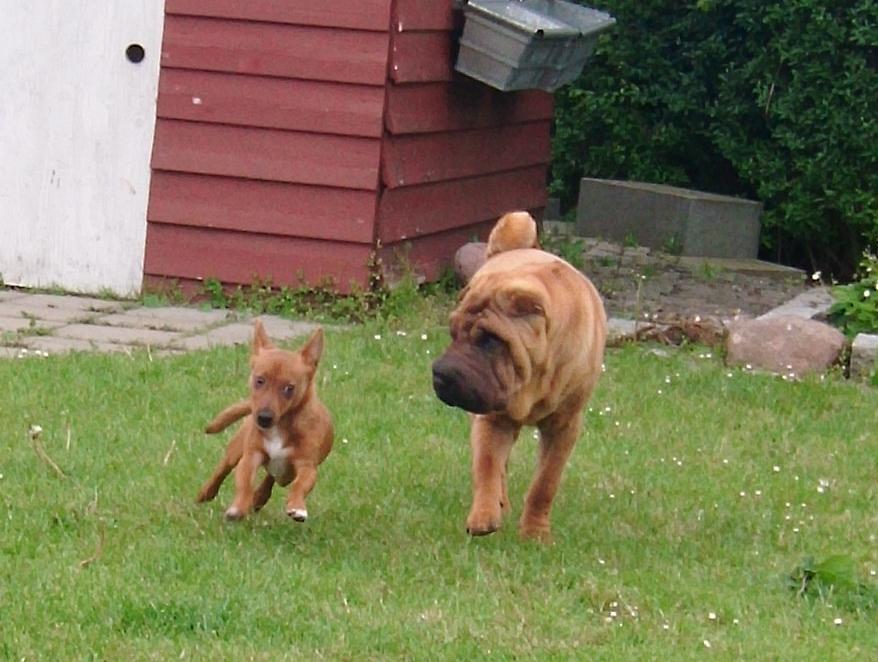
[0, 290, 317, 359]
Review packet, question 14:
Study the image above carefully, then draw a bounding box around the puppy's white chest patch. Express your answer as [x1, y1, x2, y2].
[263, 429, 293, 485]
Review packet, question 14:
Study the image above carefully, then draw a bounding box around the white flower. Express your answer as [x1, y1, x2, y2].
[420, 333, 428, 340]
[708, 611, 717, 621]
[833, 617, 843, 626]
[811, 271, 822, 281]
[864, 290, 871, 298]
[703, 640, 712, 649]
[374, 334, 382, 340]
[773, 465, 781, 473]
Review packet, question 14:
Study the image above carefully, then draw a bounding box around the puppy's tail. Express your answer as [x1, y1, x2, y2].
[485, 211, 540, 259]
[205, 400, 251, 434]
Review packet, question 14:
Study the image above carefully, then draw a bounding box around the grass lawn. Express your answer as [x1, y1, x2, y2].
[2, 313, 878, 659]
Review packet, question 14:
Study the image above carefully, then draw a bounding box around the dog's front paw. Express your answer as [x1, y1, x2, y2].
[466, 507, 502, 536]
[519, 517, 552, 543]
[287, 508, 308, 522]
[196, 484, 218, 503]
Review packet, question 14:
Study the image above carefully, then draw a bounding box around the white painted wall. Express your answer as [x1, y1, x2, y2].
[0, 1, 164, 296]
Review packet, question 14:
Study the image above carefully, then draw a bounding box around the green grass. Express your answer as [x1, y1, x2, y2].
[2, 319, 878, 659]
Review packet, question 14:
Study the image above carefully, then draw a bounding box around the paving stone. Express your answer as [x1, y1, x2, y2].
[0, 346, 22, 359]
[19, 335, 134, 355]
[850, 333, 878, 382]
[0, 290, 27, 303]
[0, 315, 63, 334]
[170, 317, 318, 352]
[14, 293, 124, 312]
[607, 318, 638, 344]
[54, 323, 182, 347]
[96, 306, 231, 333]
[758, 287, 834, 321]
[0, 301, 104, 323]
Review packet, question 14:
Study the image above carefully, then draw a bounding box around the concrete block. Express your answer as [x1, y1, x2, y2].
[850, 333, 878, 382]
[576, 179, 762, 259]
[758, 287, 834, 321]
[0, 290, 27, 303]
[0, 316, 62, 334]
[14, 293, 123, 312]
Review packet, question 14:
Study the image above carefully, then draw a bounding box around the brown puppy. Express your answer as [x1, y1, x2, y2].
[196, 320, 333, 522]
[432, 211, 606, 541]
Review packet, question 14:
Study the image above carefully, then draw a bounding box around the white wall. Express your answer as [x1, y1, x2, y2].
[0, 1, 165, 296]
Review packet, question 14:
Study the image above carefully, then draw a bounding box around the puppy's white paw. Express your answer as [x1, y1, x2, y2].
[287, 508, 308, 522]
[224, 507, 243, 521]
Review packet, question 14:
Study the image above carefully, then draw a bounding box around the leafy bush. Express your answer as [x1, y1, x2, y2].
[554, 0, 878, 277]
[828, 249, 878, 336]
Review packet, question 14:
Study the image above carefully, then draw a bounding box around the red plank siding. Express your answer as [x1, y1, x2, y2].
[386, 83, 554, 135]
[390, 32, 454, 83]
[152, 119, 381, 190]
[377, 166, 549, 243]
[157, 70, 385, 138]
[382, 122, 551, 188]
[166, 0, 392, 31]
[148, 172, 375, 244]
[162, 16, 389, 85]
[144, 224, 372, 292]
[393, 0, 458, 31]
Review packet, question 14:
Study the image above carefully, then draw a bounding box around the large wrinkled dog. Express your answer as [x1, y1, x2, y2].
[432, 211, 607, 541]
[196, 320, 333, 522]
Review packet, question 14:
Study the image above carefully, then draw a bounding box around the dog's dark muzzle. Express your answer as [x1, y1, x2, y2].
[431, 356, 494, 414]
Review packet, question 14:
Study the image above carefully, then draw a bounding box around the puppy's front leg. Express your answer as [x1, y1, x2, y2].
[467, 415, 519, 536]
[520, 410, 582, 541]
[285, 460, 317, 522]
[225, 450, 264, 520]
[196, 431, 244, 503]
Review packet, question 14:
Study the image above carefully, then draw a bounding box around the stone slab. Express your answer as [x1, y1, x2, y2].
[576, 178, 762, 259]
[170, 317, 318, 352]
[0, 346, 22, 359]
[14, 293, 124, 312]
[54, 323, 182, 347]
[95, 306, 230, 332]
[758, 287, 834, 321]
[0, 316, 63, 334]
[607, 317, 637, 344]
[19, 335, 134, 355]
[0, 301, 104, 324]
[0, 290, 27, 303]
[850, 333, 878, 382]
[677, 257, 804, 280]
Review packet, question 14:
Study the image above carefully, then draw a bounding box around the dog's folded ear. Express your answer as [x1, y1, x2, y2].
[251, 319, 275, 354]
[496, 280, 548, 318]
[300, 327, 325, 367]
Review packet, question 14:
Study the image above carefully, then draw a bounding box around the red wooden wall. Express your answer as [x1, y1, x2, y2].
[144, 0, 553, 293]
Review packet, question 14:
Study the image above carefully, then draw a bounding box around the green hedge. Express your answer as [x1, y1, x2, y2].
[553, 0, 878, 276]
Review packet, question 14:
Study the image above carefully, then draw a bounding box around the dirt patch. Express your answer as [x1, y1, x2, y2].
[574, 237, 809, 321]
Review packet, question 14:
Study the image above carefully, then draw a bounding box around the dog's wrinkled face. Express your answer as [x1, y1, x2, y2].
[432, 279, 548, 415]
[249, 323, 323, 430]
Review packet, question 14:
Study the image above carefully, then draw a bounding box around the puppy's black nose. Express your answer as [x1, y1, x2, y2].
[256, 410, 274, 429]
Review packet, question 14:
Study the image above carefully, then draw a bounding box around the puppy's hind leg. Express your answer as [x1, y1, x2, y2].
[196, 432, 243, 503]
[253, 474, 275, 511]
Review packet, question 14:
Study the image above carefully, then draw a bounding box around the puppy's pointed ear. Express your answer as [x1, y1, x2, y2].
[251, 319, 274, 355]
[496, 280, 547, 318]
[300, 327, 324, 367]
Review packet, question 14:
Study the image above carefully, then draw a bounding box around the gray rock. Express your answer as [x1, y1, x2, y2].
[850, 333, 878, 382]
[757, 287, 834, 321]
[454, 242, 487, 284]
[725, 315, 846, 377]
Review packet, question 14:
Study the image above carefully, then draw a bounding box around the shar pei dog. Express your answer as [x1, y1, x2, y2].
[432, 211, 607, 541]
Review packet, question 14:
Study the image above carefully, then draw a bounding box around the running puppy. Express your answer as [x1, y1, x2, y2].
[196, 320, 333, 522]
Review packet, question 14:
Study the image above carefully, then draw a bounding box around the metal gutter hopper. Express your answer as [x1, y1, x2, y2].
[455, 0, 615, 92]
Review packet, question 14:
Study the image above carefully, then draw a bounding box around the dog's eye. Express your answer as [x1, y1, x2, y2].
[475, 331, 503, 352]
[253, 376, 266, 388]
[282, 384, 295, 399]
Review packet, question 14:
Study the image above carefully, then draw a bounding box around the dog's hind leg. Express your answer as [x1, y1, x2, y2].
[196, 432, 243, 503]
[253, 474, 275, 511]
[205, 400, 251, 434]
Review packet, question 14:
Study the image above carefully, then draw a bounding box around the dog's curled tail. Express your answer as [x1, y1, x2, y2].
[485, 211, 540, 259]
[204, 400, 251, 434]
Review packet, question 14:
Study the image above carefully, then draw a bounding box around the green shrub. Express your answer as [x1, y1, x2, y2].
[828, 249, 878, 337]
[554, 0, 878, 277]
